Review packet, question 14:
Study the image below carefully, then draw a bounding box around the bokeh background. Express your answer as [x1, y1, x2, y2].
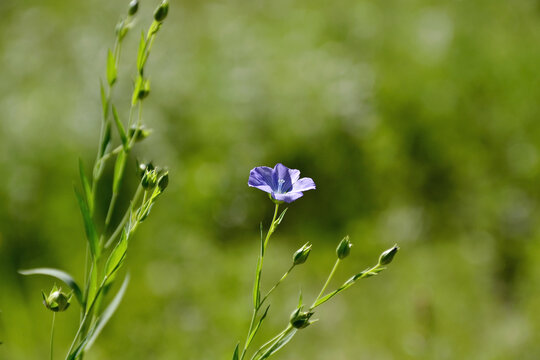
[1, 0, 540, 359]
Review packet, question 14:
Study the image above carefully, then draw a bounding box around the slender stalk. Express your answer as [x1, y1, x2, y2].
[104, 184, 143, 248]
[250, 325, 293, 360]
[260, 264, 295, 307]
[241, 203, 280, 360]
[311, 259, 340, 309]
[50, 312, 56, 360]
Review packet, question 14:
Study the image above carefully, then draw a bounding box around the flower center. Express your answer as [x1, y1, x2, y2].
[277, 179, 286, 193]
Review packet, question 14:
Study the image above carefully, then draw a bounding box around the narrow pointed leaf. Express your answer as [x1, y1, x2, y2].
[275, 208, 288, 225]
[259, 329, 297, 360]
[106, 49, 117, 86]
[74, 187, 100, 259]
[112, 105, 128, 149]
[85, 260, 98, 314]
[19, 268, 83, 306]
[68, 275, 130, 359]
[100, 81, 108, 119]
[136, 32, 146, 73]
[85, 274, 130, 350]
[232, 343, 239, 360]
[247, 305, 270, 348]
[78, 158, 94, 216]
[112, 150, 127, 195]
[105, 229, 128, 278]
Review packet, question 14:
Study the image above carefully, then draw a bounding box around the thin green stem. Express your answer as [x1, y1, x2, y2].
[311, 259, 340, 309]
[241, 203, 280, 360]
[250, 325, 293, 360]
[104, 184, 143, 248]
[50, 312, 56, 360]
[65, 275, 109, 359]
[260, 264, 295, 307]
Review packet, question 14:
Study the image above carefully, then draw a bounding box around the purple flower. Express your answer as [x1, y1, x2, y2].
[248, 163, 316, 203]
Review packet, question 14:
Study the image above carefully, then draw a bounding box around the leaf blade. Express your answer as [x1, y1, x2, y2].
[19, 268, 83, 306]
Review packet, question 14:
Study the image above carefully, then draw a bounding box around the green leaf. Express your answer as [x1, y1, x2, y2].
[78, 158, 94, 216]
[68, 275, 130, 360]
[131, 75, 143, 105]
[112, 105, 128, 149]
[136, 32, 146, 73]
[100, 121, 112, 158]
[106, 49, 117, 86]
[74, 187, 100, 260]
[112, 150, 127, 195]
[100, 81, 108, 119]
[85, 274, 130, 350]
[104, 229, 128, 278]
[232, 343, 239, 360]
[258, 329, 297, 360]
[19, 268, 83, 306]
[85, 260, 98, 314]
[275, 208, 288, 226]
[247, 305, 270, 348]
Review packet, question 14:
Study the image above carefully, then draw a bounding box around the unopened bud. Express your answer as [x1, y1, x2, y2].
[289, 307, 314, 329]
[138, 161, 155, 178]
[42, 286, 71, 312]
[336, 236, 352, 260]
[378, 245, 399, 265]
[154, 0, 169, 22]
[129, 126, 152, 142]
[293, 242, 312, 265]
[128, 0, 139, 16]
[141, 169, 158, 189]
[137, 79, 151, 100]
[158, 172, 169, 192]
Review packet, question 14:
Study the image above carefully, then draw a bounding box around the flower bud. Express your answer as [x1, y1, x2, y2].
[137, 79, 151, 100]
[158, 172, 169, 192]
[289, 307, 314, 329]
[336, 236, 352, 259]
[141, 169, 158, 189]
[129, 126, 152, 142]
[128, 0, 139, 16]
[154, 0, 169, 22]
[42, 286, 71, 312]
[293, 242, 312, 265]
[378, 245, 399, 265]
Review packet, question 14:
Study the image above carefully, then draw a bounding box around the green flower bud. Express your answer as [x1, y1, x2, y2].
[129, 126, 152, 142]
[158, 172, 169, 192]
[378, 245, 399, 265]
[336, 236, 352, 259]
[42, 286, 71, 312]
[128, 0, 139, 16]
[137, 78, 151, 100]
[141, 169, 158, 189]
[154, 0, 169, 22]
[289, 307, 314, 329]
[293, 242, 312, 265]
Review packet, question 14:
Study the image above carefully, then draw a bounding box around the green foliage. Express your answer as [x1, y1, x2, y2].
[3, 0, 540, 359]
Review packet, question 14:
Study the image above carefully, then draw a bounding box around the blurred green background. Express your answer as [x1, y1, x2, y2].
[1, 0, 540, 359]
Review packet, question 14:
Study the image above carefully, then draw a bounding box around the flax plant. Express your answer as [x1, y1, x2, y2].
[233, 163, 400, 360]
[19, 1, 170, 359]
